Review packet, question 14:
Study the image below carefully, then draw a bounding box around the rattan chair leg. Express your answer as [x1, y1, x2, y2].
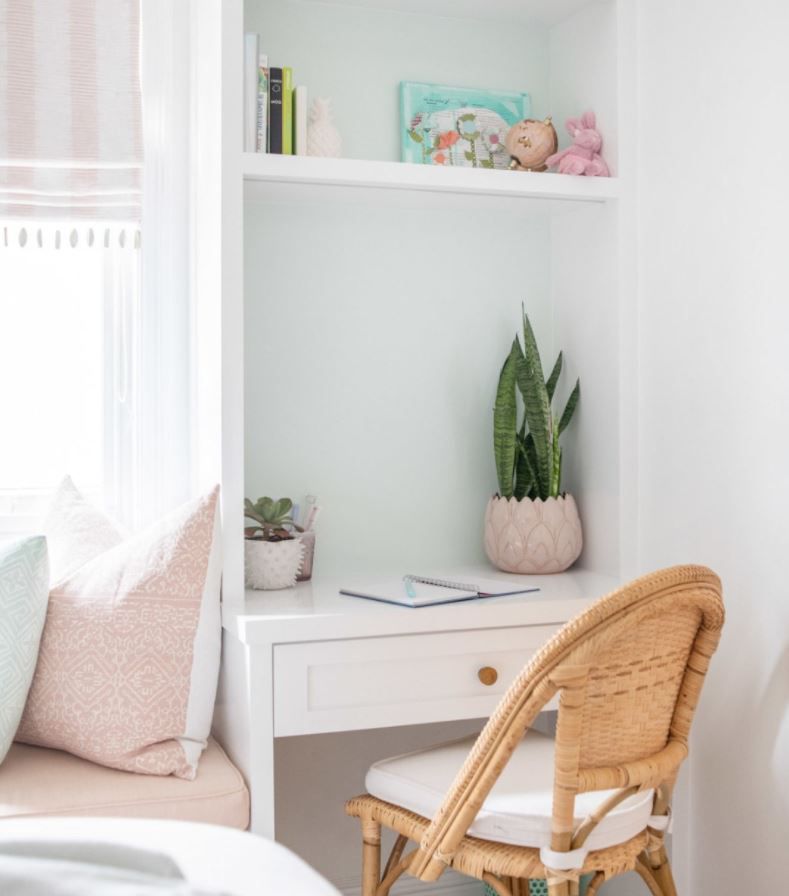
[482, 873, 514, 896]
[381, 835, 407, 880]
[376, 849, 415, 896]
[650, 852, 677, 896]
[547, 880, 570, 896]
[361, 818, 381, 896]
[635, 857, 664, 896]
[585, 872, 605, 895]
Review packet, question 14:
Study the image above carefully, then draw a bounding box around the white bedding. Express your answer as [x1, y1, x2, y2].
[0, 819, 341, 896]
[0, 841, 219, 895]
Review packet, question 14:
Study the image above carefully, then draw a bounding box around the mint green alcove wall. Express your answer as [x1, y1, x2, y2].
[244, 195, 553, 578]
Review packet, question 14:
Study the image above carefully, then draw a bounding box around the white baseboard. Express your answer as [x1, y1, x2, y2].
[335, 869, 484, 896]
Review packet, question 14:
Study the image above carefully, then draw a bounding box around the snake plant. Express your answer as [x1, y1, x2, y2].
[493, 308, 580, 500]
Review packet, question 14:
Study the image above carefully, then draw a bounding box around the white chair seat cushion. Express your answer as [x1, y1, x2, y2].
[365, 730, 654, 852]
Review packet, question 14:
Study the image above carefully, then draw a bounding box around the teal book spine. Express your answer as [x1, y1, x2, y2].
[282, 67, 293, 155]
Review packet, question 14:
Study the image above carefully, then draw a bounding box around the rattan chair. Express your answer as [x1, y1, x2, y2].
[346, 565, 724, 896]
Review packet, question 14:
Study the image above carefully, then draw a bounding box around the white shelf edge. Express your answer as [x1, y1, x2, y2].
[243, 153, 620, 203]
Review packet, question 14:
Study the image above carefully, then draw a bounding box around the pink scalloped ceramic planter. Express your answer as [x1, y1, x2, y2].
[484, 494, 583, 574]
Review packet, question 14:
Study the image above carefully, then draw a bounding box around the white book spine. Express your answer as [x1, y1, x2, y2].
[256, 54, 269, 153]
[293, 85, 308, 157]
[243, 33, 259, 152]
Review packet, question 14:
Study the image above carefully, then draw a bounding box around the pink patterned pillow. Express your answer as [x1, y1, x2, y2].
[17, 488, 221, 780]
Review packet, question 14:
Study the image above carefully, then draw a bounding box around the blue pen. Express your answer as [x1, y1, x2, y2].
[403, 576, 416, 599]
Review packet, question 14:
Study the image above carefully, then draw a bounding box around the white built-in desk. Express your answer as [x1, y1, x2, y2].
[213, 568, 619, 838]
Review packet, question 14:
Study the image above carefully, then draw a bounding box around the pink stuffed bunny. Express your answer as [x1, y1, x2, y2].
[546, 111, 609, 177]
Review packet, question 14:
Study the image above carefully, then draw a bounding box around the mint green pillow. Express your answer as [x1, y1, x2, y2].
[0, 537, 49, 764]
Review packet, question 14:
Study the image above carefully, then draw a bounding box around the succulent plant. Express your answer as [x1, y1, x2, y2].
[493, 307, 580, 501]
[244, 496, 296, 541]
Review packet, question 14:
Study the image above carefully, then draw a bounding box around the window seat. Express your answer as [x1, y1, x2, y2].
[0, 736, 249, 829]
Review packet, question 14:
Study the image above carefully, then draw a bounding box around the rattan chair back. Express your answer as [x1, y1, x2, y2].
[409, 565, 724, 883]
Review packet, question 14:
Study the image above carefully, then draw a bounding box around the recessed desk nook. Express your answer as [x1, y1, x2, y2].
[216, 568, 618, 839]
[200, 0, 636, 890]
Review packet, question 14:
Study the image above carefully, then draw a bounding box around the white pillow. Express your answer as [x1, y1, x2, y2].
[42, 477, 125, 584]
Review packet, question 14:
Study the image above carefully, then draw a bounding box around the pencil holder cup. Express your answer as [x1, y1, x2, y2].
[296, 531, 316, 582]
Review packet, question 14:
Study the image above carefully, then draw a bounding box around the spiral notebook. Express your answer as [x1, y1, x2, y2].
[340, 574, 539, 608]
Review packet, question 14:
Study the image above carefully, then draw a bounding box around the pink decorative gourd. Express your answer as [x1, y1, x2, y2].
[546, 110, 610, 177]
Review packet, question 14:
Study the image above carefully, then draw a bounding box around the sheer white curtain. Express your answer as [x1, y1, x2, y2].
[134, 0, 193, 528]
[0, 0, 193, 533]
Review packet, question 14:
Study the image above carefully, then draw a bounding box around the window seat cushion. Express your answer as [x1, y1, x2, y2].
[0, 737, 248, 829]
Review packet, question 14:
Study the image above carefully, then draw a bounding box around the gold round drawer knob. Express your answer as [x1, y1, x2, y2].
[478, 666, 498, 686]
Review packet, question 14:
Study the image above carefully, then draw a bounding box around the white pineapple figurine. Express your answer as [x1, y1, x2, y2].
[307, 97, 342, 158]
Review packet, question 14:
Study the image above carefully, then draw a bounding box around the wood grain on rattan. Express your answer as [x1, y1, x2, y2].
[346, 565, 724, 896]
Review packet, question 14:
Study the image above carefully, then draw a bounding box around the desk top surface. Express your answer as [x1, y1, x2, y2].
[222, 566, 621, 645]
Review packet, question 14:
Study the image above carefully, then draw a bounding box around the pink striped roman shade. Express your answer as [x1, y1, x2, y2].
[0, 0, 142, 223]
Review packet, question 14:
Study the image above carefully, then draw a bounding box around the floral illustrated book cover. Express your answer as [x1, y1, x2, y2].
[400, 81, 530, 169]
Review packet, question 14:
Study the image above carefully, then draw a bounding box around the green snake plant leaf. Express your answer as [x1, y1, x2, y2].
[513, 457, 530, 500]
[516, 311, 553, 499]
[545, 352, 563, 402]
[523, 433, 541, 499]
[550, 420, 562, 496]
[558, 378, 581, 435]
[493, 338, 520, 498]
[514, 433, 537, 500]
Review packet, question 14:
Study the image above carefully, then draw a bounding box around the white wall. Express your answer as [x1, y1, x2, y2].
[637, 1, 789, 892]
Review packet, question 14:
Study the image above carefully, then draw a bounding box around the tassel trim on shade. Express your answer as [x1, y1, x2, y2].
[1, 224, 141, 249]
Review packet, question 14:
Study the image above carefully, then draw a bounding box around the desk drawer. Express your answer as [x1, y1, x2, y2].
[273, 625, 558, 736]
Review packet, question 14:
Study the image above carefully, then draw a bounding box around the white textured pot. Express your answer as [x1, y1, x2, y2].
[245, 538, 306, 590]
[484, 494, 583, 574]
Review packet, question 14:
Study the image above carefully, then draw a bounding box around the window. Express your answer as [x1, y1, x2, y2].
[0, 237, 139, 532]
[0, 0, 192, 536]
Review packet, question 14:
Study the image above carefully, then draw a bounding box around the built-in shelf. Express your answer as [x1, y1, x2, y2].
[294, 0, 594, 28]
[243, 153, 620, 205]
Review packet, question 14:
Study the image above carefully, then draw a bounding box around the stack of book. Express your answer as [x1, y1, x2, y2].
[244, 33, 307, 155]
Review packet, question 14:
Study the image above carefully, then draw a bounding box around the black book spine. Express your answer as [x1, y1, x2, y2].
[268, 67, 283, 154]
